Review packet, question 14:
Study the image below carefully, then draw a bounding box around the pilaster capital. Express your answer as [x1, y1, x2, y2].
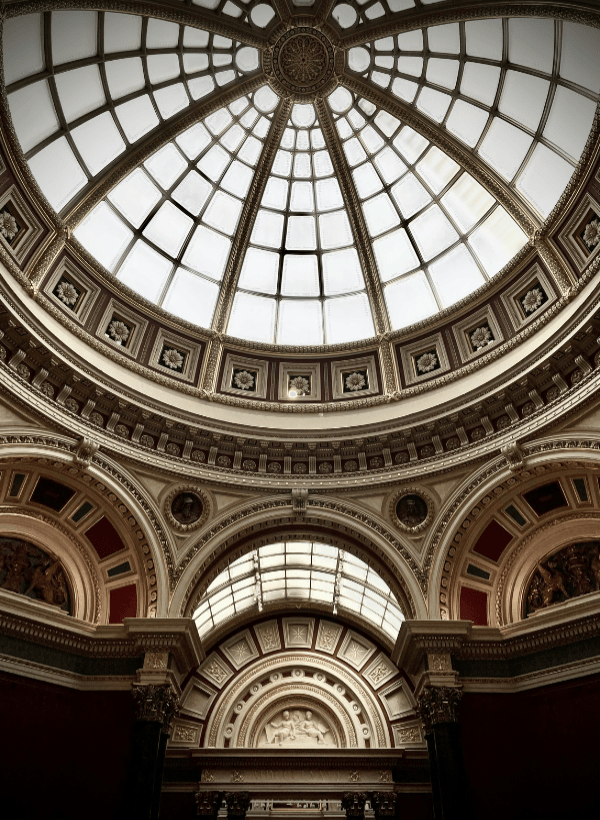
[370, 792, 397, 819]
[416, 685, 463, 735]
[341, 792, 368, 818]
[131, 682, 179, 730]
[196, 791, 224, 817]
[224, 792, 250, 819]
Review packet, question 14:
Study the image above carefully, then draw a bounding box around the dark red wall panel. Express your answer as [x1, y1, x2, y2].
[461, 675, 600, 819]
[109, 584, 138, 623]
[472, 519, 513, 562]
[85, 516, 126, 559]
[459, 587, 488, 625]
[0, 672, 134, 820]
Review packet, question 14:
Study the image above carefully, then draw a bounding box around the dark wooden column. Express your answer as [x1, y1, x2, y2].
[416, 687, 471, 820]
[120, 683, 179, 820]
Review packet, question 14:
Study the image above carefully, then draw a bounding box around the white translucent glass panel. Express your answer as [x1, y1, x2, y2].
[277, 300, 323, 345]
[8, 79, 59, 155]
[385, 272, 438, 329]
[479, 119, 533, 181]
[410, 206, 459, 261]
[239, 248, 279, 294]
[193, 542, 404, 639]
[28, 137, 87, 212]
[162, 268, 219, 327]
[429, 245, 485, 307]
[74, 202, 133, 272]
[515, 145, 574, 219]
[228, 292, 276, 343]
[3, 15, 45, 86]
[468, 208, 527, 275]
[116, 240, 173, 302]
[560, 23, 600, 93]
[143, 201, 193, 257]
[325, 294, 375, 344]
[71, 111, 126, 176]
[373, 229, 419, 282]
[55, 65, 105, 123]
[281, 256, 319, 296]
[182, 226, 231, 280]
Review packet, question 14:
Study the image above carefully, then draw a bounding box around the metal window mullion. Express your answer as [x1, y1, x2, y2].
[97, 13, 129, 150]
[342, 70, 540, 236]
[315, 97, 390, 336]
[206, 97, 292, 344]
[140, 17, 163, 126]
[64, 72, 266, 227]
[42, 12, 92, 184]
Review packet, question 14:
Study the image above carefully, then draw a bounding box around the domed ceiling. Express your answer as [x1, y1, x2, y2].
[4, 5, 600, 346]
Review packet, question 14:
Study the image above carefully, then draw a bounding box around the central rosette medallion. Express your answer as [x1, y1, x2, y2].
[264, 26, 336, 98]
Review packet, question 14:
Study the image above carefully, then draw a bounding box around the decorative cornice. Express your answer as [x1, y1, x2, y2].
[341, 72, 540, 238]
[338, 2, 600, 49]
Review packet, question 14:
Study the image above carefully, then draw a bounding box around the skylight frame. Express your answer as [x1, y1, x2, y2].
[193, 540, 405, 640]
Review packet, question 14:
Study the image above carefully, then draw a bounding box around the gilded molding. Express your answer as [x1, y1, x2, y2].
[341, 72, 540, 238]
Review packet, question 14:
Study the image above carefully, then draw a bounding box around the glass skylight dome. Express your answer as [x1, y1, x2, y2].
[193, 540, 404, 640]
[4, 8, 600, 345]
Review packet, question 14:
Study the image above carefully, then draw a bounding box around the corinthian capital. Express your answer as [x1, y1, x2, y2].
[416, 686, 462, 734]
[131, 683, 179, 729]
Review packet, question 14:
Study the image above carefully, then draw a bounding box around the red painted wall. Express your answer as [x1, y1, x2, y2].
[0, 672, 135, 820]
[460, 674, 600, 819]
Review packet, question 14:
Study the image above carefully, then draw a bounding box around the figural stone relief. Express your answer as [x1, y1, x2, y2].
[258, 706, 336, 748]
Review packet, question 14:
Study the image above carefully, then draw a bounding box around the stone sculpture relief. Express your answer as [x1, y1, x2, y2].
[526, 542, 600, 614]
[0, 536, 70, 611]
[259, 707, 336, 748]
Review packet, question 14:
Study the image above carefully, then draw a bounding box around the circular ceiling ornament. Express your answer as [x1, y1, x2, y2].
[164, 485, 210, 533]
[389, 488, 434, 535]
[264, 27, 337, 99]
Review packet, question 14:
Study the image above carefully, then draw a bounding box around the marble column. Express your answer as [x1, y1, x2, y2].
[416, 686, 471, 820]
[121, 683, 179, 820]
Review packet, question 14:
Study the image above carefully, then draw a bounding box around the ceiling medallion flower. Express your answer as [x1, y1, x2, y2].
[265, 27, 336, 98]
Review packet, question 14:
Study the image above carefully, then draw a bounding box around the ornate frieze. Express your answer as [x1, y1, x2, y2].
[0, 536, 70, 611]
[526, 541, 600, 614]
